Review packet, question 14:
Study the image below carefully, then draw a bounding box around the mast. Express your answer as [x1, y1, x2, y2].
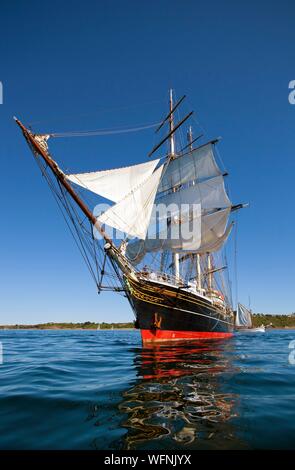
[169, 89, 176, 156]
[187, 125, 193, 151]
[169, 89, 180, 281]
[196, 254, 202, 292]
[207, 253, 212, 292]
[187, 125, 202, 291]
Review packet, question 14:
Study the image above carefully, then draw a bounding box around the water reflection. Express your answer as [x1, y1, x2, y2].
[119, 340, 246, 450]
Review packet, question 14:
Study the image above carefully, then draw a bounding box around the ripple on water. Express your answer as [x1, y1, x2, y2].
[0, 329, 294, 449]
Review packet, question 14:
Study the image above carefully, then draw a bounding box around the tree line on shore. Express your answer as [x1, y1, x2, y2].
[1, 314, 295, 330]
[252, 314, 295, 328]
[0, 321, 134, 330]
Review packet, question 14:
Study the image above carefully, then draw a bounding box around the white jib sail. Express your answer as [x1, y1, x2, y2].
[236, 303, 252, 328]
[97, 165, 164, 240]
[66, 158, 160, 202]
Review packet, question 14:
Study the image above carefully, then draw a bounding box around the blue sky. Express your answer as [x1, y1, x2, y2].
[0, 0, 294, 324]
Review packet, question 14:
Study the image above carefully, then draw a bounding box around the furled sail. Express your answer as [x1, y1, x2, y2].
[66, 158, 160, 202]
[97, 165, 164, 240]
[235, 303, 252, 328]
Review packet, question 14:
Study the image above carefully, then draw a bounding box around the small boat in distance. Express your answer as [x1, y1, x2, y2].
[235, 303, 265, 333]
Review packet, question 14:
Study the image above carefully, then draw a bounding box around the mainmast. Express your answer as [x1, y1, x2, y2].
[169, 89, 180, 281]
[187, 125, 202, 292]
[187, 125, 193, 152]
[169, 89, 176, 156]
[207, 253, 213, 292]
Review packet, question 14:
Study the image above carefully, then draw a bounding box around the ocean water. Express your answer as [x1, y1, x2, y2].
[0, 328, 294, 450]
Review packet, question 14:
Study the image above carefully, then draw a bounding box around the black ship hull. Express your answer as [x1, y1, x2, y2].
[124, 275, 234, 343]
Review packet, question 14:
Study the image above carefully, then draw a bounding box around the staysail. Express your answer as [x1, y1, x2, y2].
[126, 143, 232, 263]
[66, 158, 160, 202]
[235, 303, 252, 328]
[97, 165, 164, 240]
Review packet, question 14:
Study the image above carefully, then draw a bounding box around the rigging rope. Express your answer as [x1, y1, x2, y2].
[33, 153, 125, 294]
[50, 122, 160, 138]
[234, 214, 239, 309]
[28, 99, 166, 126]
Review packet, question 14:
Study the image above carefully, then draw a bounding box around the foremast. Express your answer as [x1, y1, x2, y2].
[187, 125, 202, 293]
[165, 111, 229, 305]
[161, 93, 223, 299]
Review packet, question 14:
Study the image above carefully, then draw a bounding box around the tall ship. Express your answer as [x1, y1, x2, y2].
[15, 91, 246, 343]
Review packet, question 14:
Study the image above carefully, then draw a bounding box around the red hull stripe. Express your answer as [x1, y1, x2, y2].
[141, 329, 233, 343]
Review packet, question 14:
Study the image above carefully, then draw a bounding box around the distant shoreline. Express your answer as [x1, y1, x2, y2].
[0, 328, 135, 331]
[1, 314, 295, 331]
[0, 322, 135, 331]
[1, 327, 295, 331]
[1, 326, 295, 331]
